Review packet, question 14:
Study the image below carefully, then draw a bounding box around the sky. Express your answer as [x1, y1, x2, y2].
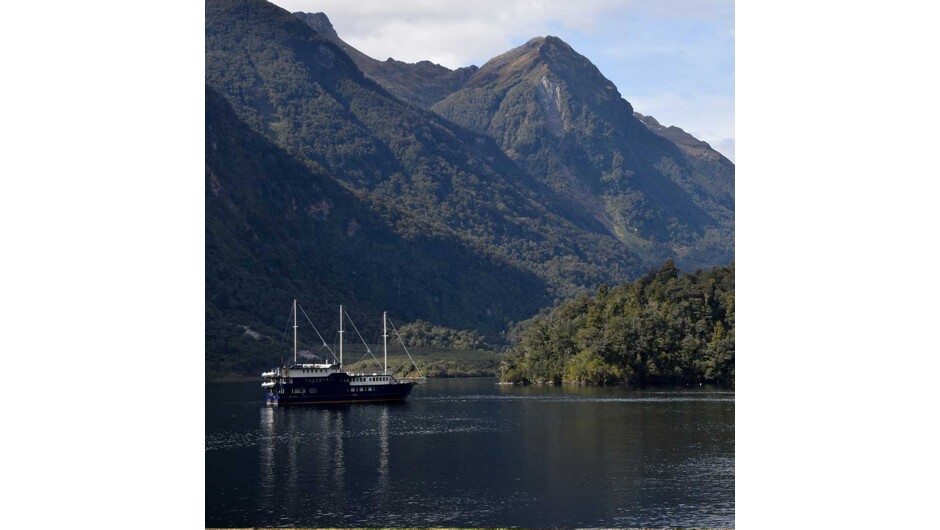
[269, 0, 734, 162]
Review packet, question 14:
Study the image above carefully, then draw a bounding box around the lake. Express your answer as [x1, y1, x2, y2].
[206, 377, 734, 527]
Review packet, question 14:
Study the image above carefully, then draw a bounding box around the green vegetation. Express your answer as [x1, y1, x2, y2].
[206, 85, 548, 378]
[341, 346, 500, 379]
[500, 261, 734, 385]
[203, 0, 735, 378]
[206, 326, 502, 381]
[206, 0, 651, 307]
[395, 320, 486, 350]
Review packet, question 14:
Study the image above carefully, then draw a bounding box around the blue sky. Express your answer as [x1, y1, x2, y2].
[270, 0, 734, 161]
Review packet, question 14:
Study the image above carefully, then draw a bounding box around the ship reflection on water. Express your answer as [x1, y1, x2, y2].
[258, 405, 364, 522]
[208, 378, 734, 528]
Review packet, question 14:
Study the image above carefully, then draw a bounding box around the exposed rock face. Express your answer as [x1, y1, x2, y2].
[432, 36, 734, 268]
[293, 12, 337, 39]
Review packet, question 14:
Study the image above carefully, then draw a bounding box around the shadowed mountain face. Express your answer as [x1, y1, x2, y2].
[206, 85, 551, 372]
[634, 112, 735, 208]
[294, 11, 478, 108]
[432, 36, 734, 268]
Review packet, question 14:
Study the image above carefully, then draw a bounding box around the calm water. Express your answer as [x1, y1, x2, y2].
[206, 378, 734, 527]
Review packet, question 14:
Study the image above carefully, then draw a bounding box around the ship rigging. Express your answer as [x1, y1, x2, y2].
[262, 301, 425, 405]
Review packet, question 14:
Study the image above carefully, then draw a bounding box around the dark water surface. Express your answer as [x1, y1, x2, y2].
[206, 378, 734, 527]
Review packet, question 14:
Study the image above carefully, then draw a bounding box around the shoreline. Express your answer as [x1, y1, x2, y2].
[206, 373, 499, 383]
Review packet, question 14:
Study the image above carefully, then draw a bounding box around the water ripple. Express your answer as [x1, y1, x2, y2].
[417, 394, 734, 403]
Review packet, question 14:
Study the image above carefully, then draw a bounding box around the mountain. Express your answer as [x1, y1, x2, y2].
[206, 84, 551, 376]
[204, 0, 734, 375]
[432, 36, 734, 268]
[206, 0, 646, 302]
[294, 11, 478, 108]
[290, 10, 733, 270]
[634, 112, 735, 204]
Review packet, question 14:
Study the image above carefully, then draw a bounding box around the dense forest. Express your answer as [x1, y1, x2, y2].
[500, 261, 734, 385]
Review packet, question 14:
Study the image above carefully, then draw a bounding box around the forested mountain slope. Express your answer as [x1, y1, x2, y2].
[206, 85, 549, 376]
[433, 36, 734, 269]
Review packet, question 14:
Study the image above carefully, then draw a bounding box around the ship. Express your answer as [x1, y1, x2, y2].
[262, 301, 425, 405]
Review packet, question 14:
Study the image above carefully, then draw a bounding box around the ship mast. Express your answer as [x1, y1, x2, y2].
[339, 304, 344, 368]
[293, 298, 298, 364]
[383, 311, 388, 375]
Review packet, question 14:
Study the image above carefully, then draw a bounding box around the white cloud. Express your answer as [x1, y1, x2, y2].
[271, 0, 625, 67]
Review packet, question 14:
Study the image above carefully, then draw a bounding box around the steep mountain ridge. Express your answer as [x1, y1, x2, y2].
[433, 36, 734, 268]
[289, 12, 733, 268]
[635, 112, 735, 207]
[293, 11, 478, 108]
[290, 12, 733, 219]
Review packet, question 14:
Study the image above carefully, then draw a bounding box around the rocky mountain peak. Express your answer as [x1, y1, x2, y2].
[467, 35, 618, 97]
[517, 35, 571, 55]
[293, 12, 337, 39]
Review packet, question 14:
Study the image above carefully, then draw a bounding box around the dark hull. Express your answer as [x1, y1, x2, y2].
[267, 395, 410, 405]
[266, 379, 415, 405]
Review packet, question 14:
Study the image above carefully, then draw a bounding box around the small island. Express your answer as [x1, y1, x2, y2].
[500, 260, 734, 385]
